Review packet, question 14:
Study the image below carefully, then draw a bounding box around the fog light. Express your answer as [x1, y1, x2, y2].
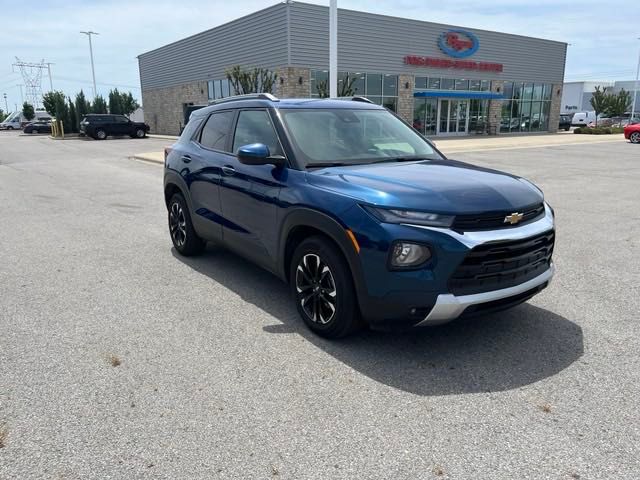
[390, 242, 431, 268]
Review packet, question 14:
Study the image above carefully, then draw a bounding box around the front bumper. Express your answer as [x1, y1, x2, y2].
[360, 203, 556, 329]
[416, 263, 554, 326]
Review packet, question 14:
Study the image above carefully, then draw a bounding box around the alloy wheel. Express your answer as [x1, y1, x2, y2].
[136, 129, 145, 138]
[295, 253, 337, 324]
[169, 201, 187, 247]
[630, 132, 640, 144]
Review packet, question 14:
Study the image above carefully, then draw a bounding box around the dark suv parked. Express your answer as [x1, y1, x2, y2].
[164, 94, 555, 338]
[80, 114, 149, 140]
[559, 114, 572, 131]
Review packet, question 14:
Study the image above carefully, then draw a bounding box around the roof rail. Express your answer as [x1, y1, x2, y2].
[208, 93, 279, 106]
[330, 96, 375, 104]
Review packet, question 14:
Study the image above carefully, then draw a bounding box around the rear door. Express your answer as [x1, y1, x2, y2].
[186, 110, 236, 242]
[112, 115, 131, 135]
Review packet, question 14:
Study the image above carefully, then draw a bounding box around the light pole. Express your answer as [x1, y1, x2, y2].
[329, 0, 337, 98]
[3, 93, 8, 113]
[80, 31, 99, 98]
[631, 38, 640, 123]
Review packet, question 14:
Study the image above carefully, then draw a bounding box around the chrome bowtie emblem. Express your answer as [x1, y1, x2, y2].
[504, 212, 524, 225]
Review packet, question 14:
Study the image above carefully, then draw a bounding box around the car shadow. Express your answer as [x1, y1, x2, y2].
[173, 246, 584, 396]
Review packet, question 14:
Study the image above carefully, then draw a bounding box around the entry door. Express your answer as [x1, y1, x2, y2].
[437, 99, 470, 135]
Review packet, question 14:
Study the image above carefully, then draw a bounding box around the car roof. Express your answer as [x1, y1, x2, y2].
[191, 96, 385, 118]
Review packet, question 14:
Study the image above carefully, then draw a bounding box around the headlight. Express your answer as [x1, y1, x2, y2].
[362, 205, 454, 228]
[390, 241, 432, 268]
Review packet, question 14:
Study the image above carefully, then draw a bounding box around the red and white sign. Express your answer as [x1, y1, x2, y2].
[404, 55, 503, 72]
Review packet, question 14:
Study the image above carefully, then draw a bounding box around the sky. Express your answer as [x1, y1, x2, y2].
[0, 0, 638, 112]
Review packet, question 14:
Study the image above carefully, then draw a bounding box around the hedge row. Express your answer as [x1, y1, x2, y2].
[574, 127, 625, 135]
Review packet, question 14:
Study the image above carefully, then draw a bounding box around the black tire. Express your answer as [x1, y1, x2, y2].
[630, 132, 640, 144]
[168, 193, 205, 256]
[7, 126, 14, 130]
[134, 128, 146, 138]
[565, 126, 570, 131]
[290, 236, 362, 338]
[94, 129, 107, 140]
[32, 129, 38, 134]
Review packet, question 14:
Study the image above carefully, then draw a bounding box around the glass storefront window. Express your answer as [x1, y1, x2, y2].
[366, 74, 382, 96]
[383, 75, 398, 96]
[469, 79, 481, 91]
[533, 84, 544, 101]
[382, 97, 397, 112]
[502, 82, 513, 99]
[481, 80, 491, 91]
[207, 81, 214, 101]
[455, 79, 469, 90]
[513, 82, 524, 100]
[441, 78, 454, 90]
[415, 76, 427, 89]
[542, 84, 552, 101]
[310, 70, 328, 97]
[428, 77, 441, 89]
[352, 73, 366, 96]
[522, 83, 534, 101]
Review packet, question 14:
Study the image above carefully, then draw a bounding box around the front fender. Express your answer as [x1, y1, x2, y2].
[277, 207, 368, 311]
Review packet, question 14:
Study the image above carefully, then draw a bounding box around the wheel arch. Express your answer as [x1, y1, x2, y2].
[278, 208, 368, 311]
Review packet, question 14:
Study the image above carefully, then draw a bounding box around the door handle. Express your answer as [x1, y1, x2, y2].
[221, 165, 236, 176]
[181, 155, 192, 163]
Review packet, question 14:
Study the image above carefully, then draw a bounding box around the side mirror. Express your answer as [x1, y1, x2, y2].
[237, 143, 285, 167]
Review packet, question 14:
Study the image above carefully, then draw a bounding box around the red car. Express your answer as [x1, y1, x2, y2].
[624, 123, 640, 143]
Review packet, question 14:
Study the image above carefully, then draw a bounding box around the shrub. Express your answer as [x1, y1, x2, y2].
[574, 127, 583, 134]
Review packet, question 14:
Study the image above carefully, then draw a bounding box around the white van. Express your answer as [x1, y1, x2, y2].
[0, 110, 52, 130]
[571, 111, 606, 126]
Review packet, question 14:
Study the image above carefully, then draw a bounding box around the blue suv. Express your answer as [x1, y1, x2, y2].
[164, 94, 555, 338]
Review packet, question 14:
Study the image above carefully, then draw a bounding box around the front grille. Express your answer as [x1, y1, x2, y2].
[449, 230, 555, 296]
[452, 203, 545, 231]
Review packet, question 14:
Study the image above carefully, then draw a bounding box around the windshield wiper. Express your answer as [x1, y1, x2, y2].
[305, 162, 348, 169]
[369, 156, 429, 164]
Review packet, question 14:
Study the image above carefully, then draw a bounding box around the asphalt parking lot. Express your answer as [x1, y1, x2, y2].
[1, 131, 639, 479]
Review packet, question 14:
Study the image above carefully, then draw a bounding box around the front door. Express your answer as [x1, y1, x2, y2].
[218, 109, 286, 271]
[437, 99, 470, 135]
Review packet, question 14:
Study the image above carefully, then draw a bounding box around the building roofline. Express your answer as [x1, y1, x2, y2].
[138, 0, 567, 61]
[137, 2, 287, 59]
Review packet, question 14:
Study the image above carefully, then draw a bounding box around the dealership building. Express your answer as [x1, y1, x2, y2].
[138, 2, 567, 136]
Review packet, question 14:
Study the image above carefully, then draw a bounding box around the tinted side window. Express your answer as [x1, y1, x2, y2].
[114, 116, 129, 123]
[179, 116, 205, 143]
[232, 110, 283, 156]
[200, 111, 234, 151]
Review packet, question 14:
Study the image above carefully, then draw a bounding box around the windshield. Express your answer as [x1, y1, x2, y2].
[279, 108, 443, 167]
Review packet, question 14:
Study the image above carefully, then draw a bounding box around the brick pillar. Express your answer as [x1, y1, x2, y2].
[396, 74, 414, 123]
[548, 84, 562, 133]
[487, 80, 504, 135]
[275, 67, 311, 98]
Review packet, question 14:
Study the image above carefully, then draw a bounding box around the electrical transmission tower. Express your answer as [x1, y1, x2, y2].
[12, 58, 49, 109]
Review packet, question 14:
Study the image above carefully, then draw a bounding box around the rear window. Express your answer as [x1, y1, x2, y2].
[199, 111, 234, 151]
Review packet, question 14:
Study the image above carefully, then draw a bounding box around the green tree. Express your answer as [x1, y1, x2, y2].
[0, 108, 4, 121]
[225, 65, 278, 96]
[75, 90, 90, 126]
[68, 98, 78, 133]
[590, 86, 608, 126]
[22, 102, 35, 121]
[337, 73, 358, 97]
[108, 88, 123, 114]
[43, 90, 70, 131]
[604, 89, 632, 117]
[91, 95, 108, 114]
[316, 79, 329, 98]
[120, 91, 139, 117]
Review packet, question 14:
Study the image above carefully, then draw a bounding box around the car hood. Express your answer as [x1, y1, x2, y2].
[306, 159, 543, 214]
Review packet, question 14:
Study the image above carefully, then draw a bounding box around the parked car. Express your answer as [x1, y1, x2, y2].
[558, 114, 572, 131]
[624, 123, 640, 143]
[571, 111, 606, 127]
[79, 114, 149, 140]
[23, 121, 52, 134]
[0, 110, 51, 130]
[164, 94, 555, 338]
